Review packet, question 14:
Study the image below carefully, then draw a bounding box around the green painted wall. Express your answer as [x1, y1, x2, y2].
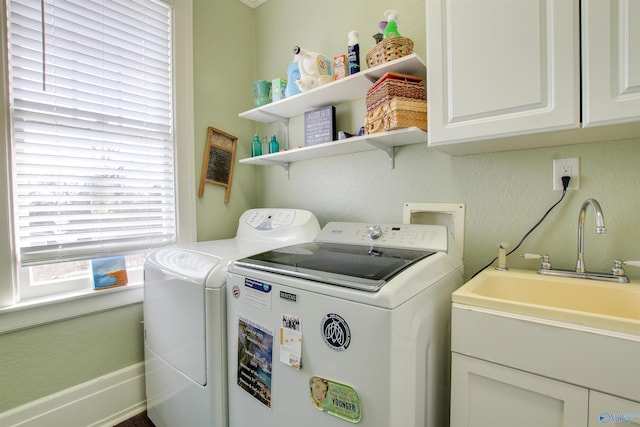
[248, 0, 640, 280]
[0, 305, 143, 411]
[193, 0, 258, 241]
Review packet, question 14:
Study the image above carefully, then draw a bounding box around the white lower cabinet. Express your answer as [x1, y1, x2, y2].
[452, 354, 640, 427]
[450, 305, 640, 426]
[589, 391, 640, 427]
[451, 353, 588, 427]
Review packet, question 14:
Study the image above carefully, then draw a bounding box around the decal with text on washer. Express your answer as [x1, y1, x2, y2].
[279, 290, 297, 302]
[236, 315, 273, 408]
[280, 313, 302, 369]
[243, 277, 272, 311]
[309, 375, 361, 423]
[321, 313, 351, 351]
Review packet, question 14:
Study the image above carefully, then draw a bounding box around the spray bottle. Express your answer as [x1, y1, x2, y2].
[383, 10, 401, 38]
[347, 31, 360, 75]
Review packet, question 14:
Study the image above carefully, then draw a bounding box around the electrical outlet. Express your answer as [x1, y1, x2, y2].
[553, 157, 580, 190]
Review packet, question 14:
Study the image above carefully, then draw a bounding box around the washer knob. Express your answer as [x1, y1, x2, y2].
[367, 225, 383, 240]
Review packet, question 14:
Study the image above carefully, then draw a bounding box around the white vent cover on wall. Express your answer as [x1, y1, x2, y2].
[237, 0, 269, 8]
[403, 203, 466, 259]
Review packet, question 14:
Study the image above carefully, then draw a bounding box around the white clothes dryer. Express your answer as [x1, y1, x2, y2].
[143, 209, 320, 427]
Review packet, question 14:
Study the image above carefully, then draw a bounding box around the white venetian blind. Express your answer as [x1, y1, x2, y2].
[7, 0, 176, 266]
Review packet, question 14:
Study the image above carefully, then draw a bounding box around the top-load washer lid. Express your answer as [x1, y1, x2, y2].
[232, 242, 434, 292]
[232, 222, 448, 292]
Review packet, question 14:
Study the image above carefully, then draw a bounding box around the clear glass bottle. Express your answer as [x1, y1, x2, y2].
[268, 135, 280, 153]
[252, 134, 262, 156]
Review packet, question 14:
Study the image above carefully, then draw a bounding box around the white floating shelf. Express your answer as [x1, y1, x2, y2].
[239, 127, 427, 170]
[239, 54, 426, 123]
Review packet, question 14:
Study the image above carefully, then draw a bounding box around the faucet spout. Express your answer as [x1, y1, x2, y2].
[576, 198, 606, 273]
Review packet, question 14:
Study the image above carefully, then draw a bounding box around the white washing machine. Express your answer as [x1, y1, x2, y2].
[226, 218, 464, 427]
[143, 209, 320, 427]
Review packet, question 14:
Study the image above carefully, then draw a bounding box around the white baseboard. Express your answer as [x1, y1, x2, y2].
[0, 362, 146, 427]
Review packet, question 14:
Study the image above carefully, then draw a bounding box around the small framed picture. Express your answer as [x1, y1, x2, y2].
[91, 256, 128, 290]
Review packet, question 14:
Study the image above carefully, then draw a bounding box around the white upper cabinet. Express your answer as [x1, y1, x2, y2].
[582, 0, 640, 127]
[426, 0, 640, 155]
[426, 0, 580, 148]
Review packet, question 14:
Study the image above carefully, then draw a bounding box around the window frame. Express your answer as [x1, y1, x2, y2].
[0, 0, 196, 334]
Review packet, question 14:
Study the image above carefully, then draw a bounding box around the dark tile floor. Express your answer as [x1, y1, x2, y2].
[113, 411, 155, 427]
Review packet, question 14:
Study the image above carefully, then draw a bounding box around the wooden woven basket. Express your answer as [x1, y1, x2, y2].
[366, 72, 425, 112]
[366, 36, 414, 68]
[364, 98, 427, 134]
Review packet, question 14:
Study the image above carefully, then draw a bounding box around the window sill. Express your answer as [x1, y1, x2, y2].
[0, 283, 143, 334]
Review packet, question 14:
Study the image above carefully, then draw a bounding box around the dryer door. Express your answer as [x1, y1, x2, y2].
[144, 248, 220, 385]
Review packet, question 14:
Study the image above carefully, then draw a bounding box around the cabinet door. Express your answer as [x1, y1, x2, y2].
[451, 354, 588, 427]
[589, 391, 640, 426]
[426, 0, 580, 147]
[582, 0, 640, 126]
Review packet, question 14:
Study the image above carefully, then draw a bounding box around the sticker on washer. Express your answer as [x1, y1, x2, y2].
[243, 277, 272, 311]
[309, 376, 361, 423]
[236, 315, 273, 408]
[231, 285, 240, 299]
[280, 314, 302, 369]
[321, 313, 351, 351]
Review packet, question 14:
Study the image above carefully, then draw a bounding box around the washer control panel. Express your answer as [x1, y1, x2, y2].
[315, 222, 448, 252]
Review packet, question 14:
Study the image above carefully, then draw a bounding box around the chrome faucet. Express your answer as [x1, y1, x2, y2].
[576, 198, 606, 274]
[531, 198, 630, 283]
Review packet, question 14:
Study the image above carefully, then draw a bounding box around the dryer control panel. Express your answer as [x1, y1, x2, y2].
[236, 208, 320, 241]
[243, 209, 296, 230]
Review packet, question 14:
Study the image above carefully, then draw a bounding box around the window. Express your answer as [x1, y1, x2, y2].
[0, 0, 195, 325]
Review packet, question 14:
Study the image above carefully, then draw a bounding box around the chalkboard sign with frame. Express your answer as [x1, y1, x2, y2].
[304, 105, 336, 146]
[198, 127, 237, 203]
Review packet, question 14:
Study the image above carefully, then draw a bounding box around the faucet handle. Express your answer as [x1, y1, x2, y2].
[495, 242, 509, 271]
[612, 259, 640, 277]
[523, 253, 552, 270]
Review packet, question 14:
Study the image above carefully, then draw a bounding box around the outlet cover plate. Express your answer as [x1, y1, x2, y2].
[553, 157, 580, 190]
